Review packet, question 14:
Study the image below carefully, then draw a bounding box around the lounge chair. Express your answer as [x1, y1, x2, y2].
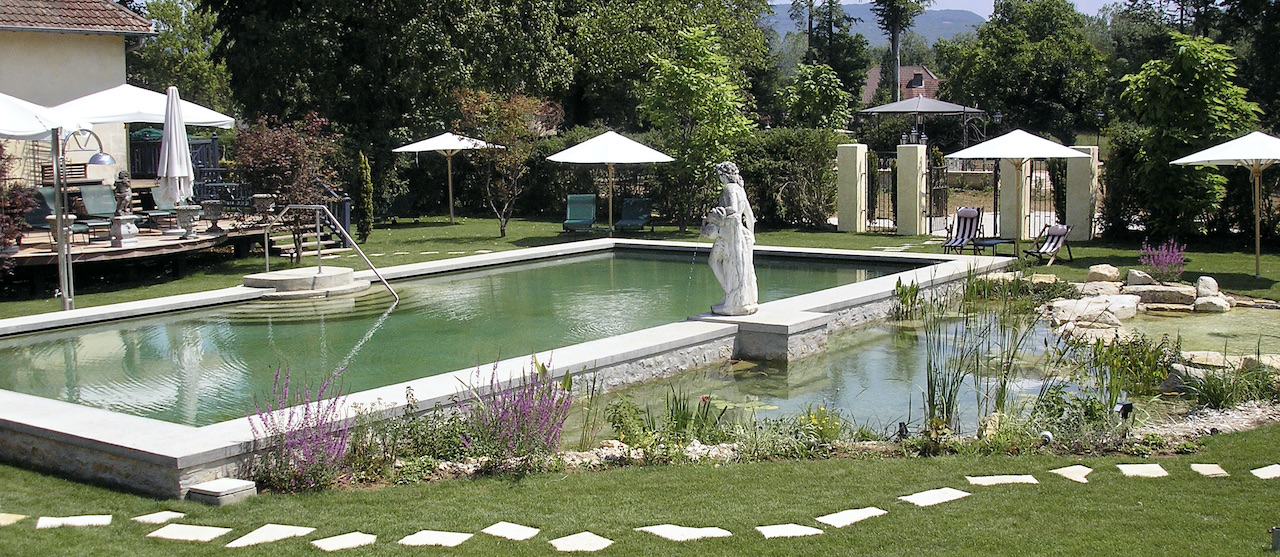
[78, 184, 118, 219]
[614, 198, 653, 232]
[29, 187, 89, 244]
[941, 206, 982, 254]
[562, 194, 597, 232]
[138, 193, 178, 229]
[1024, 223, 1073, 266]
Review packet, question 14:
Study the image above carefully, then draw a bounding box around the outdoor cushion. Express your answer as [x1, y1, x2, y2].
[614, 198, 653, 231]
[563, 194, 597, 231]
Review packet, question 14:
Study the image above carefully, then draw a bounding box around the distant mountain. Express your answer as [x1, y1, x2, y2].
[764, 3, 985, 46]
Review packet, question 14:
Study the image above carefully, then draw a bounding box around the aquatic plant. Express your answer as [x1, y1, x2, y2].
[248, 368, 350, 492]
[460, 357, 573, 460]
[1139, 238, 1186, 283]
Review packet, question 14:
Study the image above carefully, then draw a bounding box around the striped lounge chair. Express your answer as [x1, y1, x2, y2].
[1024, 223, 1073, 266]
[941, 207, 982, 254]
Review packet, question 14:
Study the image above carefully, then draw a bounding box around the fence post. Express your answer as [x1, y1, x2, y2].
[837, 143, 868, 233]
[1066, 146, 1099, 241]
[999, 159, 1032, 240]
[895, 144, 927, 236]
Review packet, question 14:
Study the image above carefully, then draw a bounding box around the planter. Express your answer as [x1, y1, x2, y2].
[201, 200, 225, 232]
[174, 205, 201, 239]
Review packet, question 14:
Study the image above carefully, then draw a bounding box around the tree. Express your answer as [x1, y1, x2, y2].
[128, 0, 234, 115]
[782, 63, 852, 129]
[354, 151, 373, 243]
[1220, 0, 1280, 130]
[936, 0, 1108, 144]
[455, 90, 563, 238]
[640, 26, 754, 231]
[1120, 32, 1260, 239]
[790, 0, 871, 102]
[870, 0, 932, 102]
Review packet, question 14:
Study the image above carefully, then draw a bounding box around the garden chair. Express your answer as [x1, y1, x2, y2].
[78, 184, 118, 219]
[1023, 223, 1073, 266]
[29, 187, 90, 244]
[138, 193, 178, 230]
[941, 206, 982, 254]
[562, 194, 597, 232]
[614, 198, 653, 232]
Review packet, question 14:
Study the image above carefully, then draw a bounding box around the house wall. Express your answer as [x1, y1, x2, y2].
[0, 30, 129, 186]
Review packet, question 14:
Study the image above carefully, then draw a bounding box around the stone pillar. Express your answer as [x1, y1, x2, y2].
[1066, 146, 1099, 241]
[895, 144, 928, 236]
[836, 143, 868, 233]
[998, 158, 1032, 240]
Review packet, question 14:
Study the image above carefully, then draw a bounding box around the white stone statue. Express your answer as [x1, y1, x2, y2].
[701, 161, 758, 316]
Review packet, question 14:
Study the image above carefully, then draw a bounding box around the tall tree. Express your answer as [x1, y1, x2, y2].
[127, 0, 234, 115]
[1220, 0, 1280, 130]
[870, 0, 932, 102]
[782, 63, 852, 129]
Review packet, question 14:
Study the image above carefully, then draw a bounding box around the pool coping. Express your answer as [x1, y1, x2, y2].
[0, 239, 1013, 498]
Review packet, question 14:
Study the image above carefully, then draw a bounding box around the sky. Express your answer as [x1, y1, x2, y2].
[927, 0, 1112, 19]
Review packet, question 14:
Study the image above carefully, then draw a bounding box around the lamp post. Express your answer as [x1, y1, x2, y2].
[1095, 110, 1105, 146]
[51, 128, 116, 311]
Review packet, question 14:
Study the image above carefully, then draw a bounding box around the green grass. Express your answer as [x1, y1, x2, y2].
[3, 215, 1278, 319]
[1, 424, 1278, 555]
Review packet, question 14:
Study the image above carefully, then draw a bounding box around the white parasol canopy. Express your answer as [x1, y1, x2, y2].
[860, 96, 984, 116]
[155, 87, 195, 207]
[546, 131, 674, 232]
[0, 91, 85, 140]
[53, 84, 234, 128]
[393, 132, 504, 224]
[1172, 131, 1280, 277]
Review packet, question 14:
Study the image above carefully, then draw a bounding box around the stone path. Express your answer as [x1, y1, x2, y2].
[5, 461, 1278, 552]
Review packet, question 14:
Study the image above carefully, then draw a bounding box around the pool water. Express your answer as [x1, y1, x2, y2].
[0, 250, 914, 426]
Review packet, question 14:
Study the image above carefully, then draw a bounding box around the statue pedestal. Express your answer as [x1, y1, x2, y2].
[110, 215, 139, 248]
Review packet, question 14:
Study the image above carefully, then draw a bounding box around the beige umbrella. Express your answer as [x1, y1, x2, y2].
[546, 131, 674, 231]
[393, 132, 504, 224]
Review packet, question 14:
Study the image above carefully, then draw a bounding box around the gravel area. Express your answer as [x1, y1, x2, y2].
[1134, 400, 1280, 440]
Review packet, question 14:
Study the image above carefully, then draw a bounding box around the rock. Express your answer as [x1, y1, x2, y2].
[1079, 281, 1122, 297]
[1159, 363, 1208, 393]
[1122, 284, 1197, 305]
[1196, 276, 1219, 297]
[1127, 269, 1156, 286]
[1142, 303, 1194, 313]
[1063, 325, 1131, 345]
[984, 271, 1022, 283]
[1181, 351, 1244, 369]
[1243, 354, 1280, 371]
[1087, 264, 1120, 282]
[1226, 294, 1254, 307]
[1193, 295, 1231, 313]
[1029, 273, 1059, 287]
[1074, 310, 1122, 328]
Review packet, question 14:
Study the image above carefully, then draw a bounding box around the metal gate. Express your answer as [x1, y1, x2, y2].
[868, 151, 897, 232]
[926, 164, 949, 234]
[932, 159, 1000, 237]
[1027, 159, 1063, 236]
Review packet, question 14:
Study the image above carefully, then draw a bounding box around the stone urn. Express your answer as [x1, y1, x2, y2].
[201, 199, 225, 232]
[110, 214, 139, 248]
[252, 194, 276, 220]
[45, 214, 76, 250]
[174, 205, 202, 239]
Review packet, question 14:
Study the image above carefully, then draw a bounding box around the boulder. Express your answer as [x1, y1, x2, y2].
[1159, 363, 1208, 393]
[1087, 264, 1121, 282]
[983, 271, 1022, 283]
[1193, 295, 1231, 313]
[1181, 351, 1243, 369]
[1047, 295, 1139, 325]
[1143, 303, 1194, 313]
[1079, 281, 1122, 297]
[1063, 324, 1131, 345]
[1029, 273, 1059, 288]
[1122, 284, 1197, 305]
[1243, 354, 1280, 371]
[1074, 310, 1123, 328]
[1196, 276, 1219, 297]
[1127, 269, 1156, 286]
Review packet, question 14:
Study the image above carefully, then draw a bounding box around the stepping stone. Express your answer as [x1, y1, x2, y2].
[147, 523, 233, 542]
[475, 249, 493, 254]
[311, 531, 376, 552]
[1117, 463, 1168, 478]
[898, 487, 971, 507]
[398, 529, 473, 547]
[1251, 464, 1280, 479]
[419, 251, 438, 255]
[1191, 464, 1229, 478]
[225, 524, 316, 548]
[392, 251, 409, 255]
[1049, 464, 1093, 484]
[321, 255, 342, 260]
[186, 478, 257, 506]
[756, 524, 824, 538]
[634, 524, 732, 541]
[0, 513, 27, 527]
[880, 246, 910, 252]
[482, 521, 540, 541]
[369, 253, 384, 256]
[35, 515, 112, 529]
[815, 507, 887, 528]
[132, 511, 186, 525]
[448, 251, 466, 255]
[548, 531, 613, 552]
[966, 474, 1039, 486]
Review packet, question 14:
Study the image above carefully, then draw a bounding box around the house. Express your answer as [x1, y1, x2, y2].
[0, 0, 153, 185]
[860, 65, 942, 107]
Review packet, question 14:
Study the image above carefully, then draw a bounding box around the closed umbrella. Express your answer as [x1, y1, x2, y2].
[1172, 131, 1280, 278]
[156, 87, 195, 229]
[392, 132, 503, 224]
[546, 131, 674, 231]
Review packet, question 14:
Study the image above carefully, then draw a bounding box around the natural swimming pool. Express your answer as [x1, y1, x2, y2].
[0, 249, 919, 426]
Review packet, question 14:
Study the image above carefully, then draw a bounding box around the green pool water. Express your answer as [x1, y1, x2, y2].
[0, 250, 915, 426]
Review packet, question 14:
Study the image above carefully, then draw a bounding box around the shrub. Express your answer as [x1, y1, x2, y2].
[1139, 238, 1186, 283]
[1184, 363, 1277, 410]
[0, 143, 35, 272]
[248, 369, 350, 492]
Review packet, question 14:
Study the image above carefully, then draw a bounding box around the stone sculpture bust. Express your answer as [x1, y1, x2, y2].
[700, 161, 758, 316]
[113, 170, 132, 215]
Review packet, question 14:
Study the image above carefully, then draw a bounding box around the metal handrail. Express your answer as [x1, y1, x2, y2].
[262, 204, 398, 302]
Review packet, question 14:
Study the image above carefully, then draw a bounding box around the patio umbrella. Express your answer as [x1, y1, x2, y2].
[945, 129, 1089, 245]
[53, 84, 234, 128]
[0, 91, 85, 140]
[546, 131, 674, 231]
[392, 132, 503, 224]
[860, 96, 985, 116]
[1172, 131, 1280, 278]
[155, 87, 195, 208]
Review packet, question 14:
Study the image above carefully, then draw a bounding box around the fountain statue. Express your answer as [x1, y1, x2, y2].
[700, 161, 758, 316]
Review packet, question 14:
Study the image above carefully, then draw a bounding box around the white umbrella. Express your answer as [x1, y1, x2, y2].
[546, 131, 674, 231]
[0, 91, 85, 140]
[1172, 131, 1280, 277]
[53, 84, 234, 128]
[155, 87, 195, 207]
[392, 132, 503, 224]
[945, 129, 1089, 244]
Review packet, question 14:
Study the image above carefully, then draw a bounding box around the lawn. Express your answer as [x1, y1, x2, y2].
[2, 215, 1277, 319]
[0, 424, 1276, 555]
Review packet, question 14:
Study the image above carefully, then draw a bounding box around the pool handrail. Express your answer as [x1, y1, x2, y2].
[262, 204, 399, 302]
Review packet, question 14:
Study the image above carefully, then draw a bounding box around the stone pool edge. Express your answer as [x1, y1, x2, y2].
[0, 240, 1012, 498]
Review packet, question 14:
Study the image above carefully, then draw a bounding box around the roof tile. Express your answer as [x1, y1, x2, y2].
[0, 0, 152, 35]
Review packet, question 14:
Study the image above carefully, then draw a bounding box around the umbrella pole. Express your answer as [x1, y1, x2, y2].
[446, 151, 456, 225]
[52, 128, 74, 311]
[1255, 168, 1262, 278]
[607, 163, 615, 236]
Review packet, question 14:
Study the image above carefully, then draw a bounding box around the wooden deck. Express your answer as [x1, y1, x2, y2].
[8, 219, 267, 267]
